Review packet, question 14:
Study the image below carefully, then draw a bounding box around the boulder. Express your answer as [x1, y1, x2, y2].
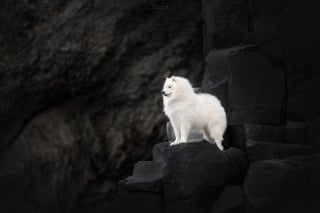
[153, 142, 247, 197]
[152, 142, 248, 213]
[243, 154, 320, 213]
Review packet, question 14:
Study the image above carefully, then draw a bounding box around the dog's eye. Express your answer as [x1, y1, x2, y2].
[168, 86, 172, 88]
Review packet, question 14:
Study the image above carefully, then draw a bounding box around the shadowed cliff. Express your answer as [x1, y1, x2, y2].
[0, 0, 204, 212]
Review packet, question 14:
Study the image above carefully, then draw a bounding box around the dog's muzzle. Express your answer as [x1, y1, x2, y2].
[162, 91, 170, 97]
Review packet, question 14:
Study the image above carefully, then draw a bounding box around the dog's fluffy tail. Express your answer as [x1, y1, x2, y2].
[208, 119, 226, 150]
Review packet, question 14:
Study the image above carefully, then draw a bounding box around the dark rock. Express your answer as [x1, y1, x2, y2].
[285, 121, 308, 145]
[254, 16, 280, 44]
[245, 122, 309, 145]
[307, 119, 320, 152]
[253, 0, 285, 61]
[283, 1, 320, 120]
[165, 192, 217, 213]
[201, 46, 251, 110]
[153, 142, 247, 198]
[152, 142, 248, 213]
[245, 124, 284, 143]
[0, 0, 204, 212]
[153, 142, 169, 164]
[256, 0, 284, 18]
[243, 154, 320, 213]
[201, 0, 250, 51]
[0, 110, 99, 213]
[106, 190, 163, 213]
[123, 142, 248, 213]
[246, 139, 312, 162]
[259, 39, 285, 63]
[228, 47, 285, 124]
[227, 125, 246, 150]
[224, 148, 249, 182]
[125, 161, 163, 192]
[210, 186, 244, 213]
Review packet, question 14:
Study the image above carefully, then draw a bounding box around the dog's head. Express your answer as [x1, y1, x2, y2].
[162, 76, 177, 98]
[162, 75, 194, 100]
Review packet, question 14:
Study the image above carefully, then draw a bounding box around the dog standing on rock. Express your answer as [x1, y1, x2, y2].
[162, 76, 227, 150]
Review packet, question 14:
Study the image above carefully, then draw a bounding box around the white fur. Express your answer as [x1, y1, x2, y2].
[162, 76, 227, 151]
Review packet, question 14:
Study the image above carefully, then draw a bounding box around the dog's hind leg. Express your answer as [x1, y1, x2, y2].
[180, 123, 191, 143]
[207, 122, 226, 151]
[203, 128, 215, 143]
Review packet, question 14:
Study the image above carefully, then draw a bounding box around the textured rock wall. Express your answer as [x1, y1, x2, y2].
[200, 0, 320, 212]
[0, 0, 204, 212]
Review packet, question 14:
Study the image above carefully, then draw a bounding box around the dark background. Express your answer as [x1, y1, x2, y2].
[0, 0, 320, 212]
[0, 0, 203, 212]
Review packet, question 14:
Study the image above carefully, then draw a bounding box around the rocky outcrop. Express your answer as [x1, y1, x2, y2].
[115, 142, 248, 213]
[0, 0, 204, 212]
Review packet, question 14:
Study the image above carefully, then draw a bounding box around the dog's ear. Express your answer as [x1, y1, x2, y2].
[171, 76, 176, 82]
[165, 70, 173, 78]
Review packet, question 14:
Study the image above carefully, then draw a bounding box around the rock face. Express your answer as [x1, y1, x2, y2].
[200, 0, 320, 213]
[0, 0, 204, 212]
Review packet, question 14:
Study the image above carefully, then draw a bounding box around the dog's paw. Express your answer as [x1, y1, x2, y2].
[170, 141, 180, 146]
[216, 143, 224, 151]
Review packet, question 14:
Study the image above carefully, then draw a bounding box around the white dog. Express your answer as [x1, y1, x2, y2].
[162, 76, 227, 150]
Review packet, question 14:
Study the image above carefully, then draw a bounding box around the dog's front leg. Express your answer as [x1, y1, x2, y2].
[170, 120, 181, 145]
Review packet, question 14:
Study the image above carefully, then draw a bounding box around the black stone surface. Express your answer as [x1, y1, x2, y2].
[246, 139, 312, 162]
[106, 190, 163, 213]
[154, 142, 247, 198]
[164, 192, 217, 213]
[228, 48, 286, 125]
[201, 0, 250, 52]
[245, 122, 308, 145]
[151, 142, 248, 213]
[210, 186, 244, 213]
[243, 154, 320, 213]
[125, 161, 164, 192]
[201, 46, 251, 110]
